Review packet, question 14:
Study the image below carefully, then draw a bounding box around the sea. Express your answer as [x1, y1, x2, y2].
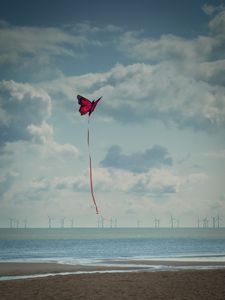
[0, 227, 225, 279]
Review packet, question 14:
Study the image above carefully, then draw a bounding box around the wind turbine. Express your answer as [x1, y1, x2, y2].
[61, 217, 66, 228]
[170, 216, 176, 229]
[137, 219, 140, 228]
[97, 215, 101, 228]
[23, 219, 28, 229]
[203, 217, 209, 228]
[48, 216, 53, 228]
[101, 216, 105, 228]
[8, 218, 14, 229]
[70, 218, 74, 228]
[98, 215, 105, 228]
[153, 218, 160, 228]
[16, 219, 19, 229]
[216, 214, 222, 228]
[157, 219, 160, 228]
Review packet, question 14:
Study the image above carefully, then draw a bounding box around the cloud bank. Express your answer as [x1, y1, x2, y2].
[1, 7, 225, 132]
[0, 80, 51, 144]
[100, 144, 172, 173]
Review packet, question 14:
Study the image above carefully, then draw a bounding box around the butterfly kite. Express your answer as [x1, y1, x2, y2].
[77, 94, 102, 214]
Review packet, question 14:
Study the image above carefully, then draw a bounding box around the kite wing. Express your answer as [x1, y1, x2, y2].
[77, 95, 92, 115]
[89, 97, 102, 115]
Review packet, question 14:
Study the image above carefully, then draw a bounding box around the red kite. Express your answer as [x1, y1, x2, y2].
[77, 95, 102, 214]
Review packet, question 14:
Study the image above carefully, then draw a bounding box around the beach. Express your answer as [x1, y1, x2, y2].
[1, 263, 225, 300]
[1, 228, 225, 299]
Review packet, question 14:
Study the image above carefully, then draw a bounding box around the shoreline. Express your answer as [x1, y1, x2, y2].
[1, 259, 225, 278]
[0, 262, 138, 277]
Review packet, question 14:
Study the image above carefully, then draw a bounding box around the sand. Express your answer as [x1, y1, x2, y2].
[0, 262, 132, 276]
[1, 263, 225, 299]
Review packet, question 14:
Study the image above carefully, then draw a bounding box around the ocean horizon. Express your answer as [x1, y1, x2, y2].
[1, 227, 225, 263]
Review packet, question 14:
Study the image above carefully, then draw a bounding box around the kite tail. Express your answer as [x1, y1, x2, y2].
[89, 154, 99, 214]
[87, 116, 99, 214]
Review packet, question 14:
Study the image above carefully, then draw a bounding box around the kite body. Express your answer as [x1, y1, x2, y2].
[77, 94, 102, 214]
[77, 95, 101, 116]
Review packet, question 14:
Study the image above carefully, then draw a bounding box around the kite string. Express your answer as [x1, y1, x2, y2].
[87, 116, 99, 214]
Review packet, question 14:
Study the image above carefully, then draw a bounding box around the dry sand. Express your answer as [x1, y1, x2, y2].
[0, 263, 225, 299]
[0, 270, 225, 300]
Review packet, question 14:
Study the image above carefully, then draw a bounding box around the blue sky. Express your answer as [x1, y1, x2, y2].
[0, 0, 225, 227]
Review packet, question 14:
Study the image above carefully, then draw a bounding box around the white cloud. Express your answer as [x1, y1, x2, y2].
[0, 170, 18, 196]
[202, 4, 217, 15]
[28, 121, 53, 143]
[0, 22, 104, 81]
[0, 80, 52, 143]
[196, 59, 225, 85]
[45, 61, 225, 131]
[117, 7, 225, 64]
[0, 21, 122, 82]
[117, 31, 214, 62]
[28, 122, 79, 157]
[2, 10, 224, 132]
[0, 24, 87, 65]
[201, 4, 225, 15]
[0, 79, 79, 197]
[38, 167, 207, 196]
[38, 6, 225, 131]
[208, 9, 225, 34]
[101, 144, 172, 173]
[71, 22, 121, 35]
[204, 149, 225, 159]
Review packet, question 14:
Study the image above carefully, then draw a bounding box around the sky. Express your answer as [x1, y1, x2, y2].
[0, 0, 225, 228]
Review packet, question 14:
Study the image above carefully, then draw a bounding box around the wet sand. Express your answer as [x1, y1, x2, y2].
[0, 262, 129, 276]
[0, 262, 225, 299]
[1, 259, 225, 276]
